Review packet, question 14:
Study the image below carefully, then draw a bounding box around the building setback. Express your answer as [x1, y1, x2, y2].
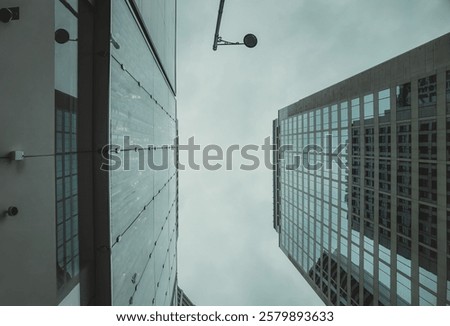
[176, 287, 195, 306]
[0, 0, 178, 306]
[273, 32, 450, 305]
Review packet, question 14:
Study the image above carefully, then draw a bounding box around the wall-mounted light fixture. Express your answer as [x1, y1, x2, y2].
[7, 206, 19, 217]
[110, 34, 120, 50]
[0, 7, 19, 23]
[55, 28, 77, 44]
[212, 0, 258, 51]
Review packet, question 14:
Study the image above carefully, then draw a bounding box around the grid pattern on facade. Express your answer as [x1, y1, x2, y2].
[278, 100, 351, 305]
[275, 62, 450, 305]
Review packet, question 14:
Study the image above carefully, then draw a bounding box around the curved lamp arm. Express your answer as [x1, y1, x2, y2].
[212, 0, 258, 51]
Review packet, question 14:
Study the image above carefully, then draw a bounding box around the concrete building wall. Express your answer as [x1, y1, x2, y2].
[0, 0, 57, 305]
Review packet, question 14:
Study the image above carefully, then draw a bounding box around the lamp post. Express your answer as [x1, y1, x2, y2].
[212, 0, 257, 51]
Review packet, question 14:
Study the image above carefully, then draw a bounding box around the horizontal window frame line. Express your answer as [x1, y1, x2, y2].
[111, 171, 178, 247]
[111, 55, 176, 122]
[127, 226, 178, 305]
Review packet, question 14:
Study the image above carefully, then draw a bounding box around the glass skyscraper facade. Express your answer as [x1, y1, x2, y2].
[0, 0, 178, 306]
[107, 0, 178, 306]
[273, 33, 450, 305]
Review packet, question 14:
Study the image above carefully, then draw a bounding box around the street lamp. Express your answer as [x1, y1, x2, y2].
[212, 0, 257, 51]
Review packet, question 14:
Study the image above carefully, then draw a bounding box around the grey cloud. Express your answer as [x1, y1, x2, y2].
[177, 0, 450, 305]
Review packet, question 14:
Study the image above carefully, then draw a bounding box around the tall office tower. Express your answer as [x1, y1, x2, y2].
[273, 33, 450, 306]
[0, 0, 178, 306]
[176, 287, 195, 306]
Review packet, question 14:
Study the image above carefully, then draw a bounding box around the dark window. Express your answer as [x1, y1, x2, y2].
[364, 189, 375, 221]
[397, 124, 411, 159]
[55, 90, 79, 291]
[397, 235, 412, 259]
[418, 75, 437, 118]
[55, 0, 80, 297]
[364, 127, 374, 157]
[418, 75, 437, 107]
[447, 211, 450, 256]
[448, 165, 450, 209]
[351, 185, 361, 216]
[418, 245, 437, 275]
[364, 159, 375, 188]
[397, 161, 412, 197]
[350, 277, 360, 305]
[447, 119, 450, 161]
[447, 71, 450, 114]
[418, 205, 438, 250]
[379, 159, 391, 192]
[351, 127, 360, 157]
[419, 163, 437, 203]
[379, 194, 391, 229]
[352, 158, 361, 185]
[397, 199, 411, 237]
[397, 83, 411, 108]
[379, 226, 391, 249]
[447, 71, 450, 99]
[379, 125, 391, 157]
[396, 83, 411, 121]
[419, 120, 437, 160]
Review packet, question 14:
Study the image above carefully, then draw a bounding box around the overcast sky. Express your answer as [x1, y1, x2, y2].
[176, 0, 450, 305]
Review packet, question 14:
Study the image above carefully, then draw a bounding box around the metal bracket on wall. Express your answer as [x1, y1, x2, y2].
[212, 0, 258, 51]
[7, 207, 19, 217]
[1, 206, 19, 218]
[9, 151, 24, 161]
[0, 7, 20, 23]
